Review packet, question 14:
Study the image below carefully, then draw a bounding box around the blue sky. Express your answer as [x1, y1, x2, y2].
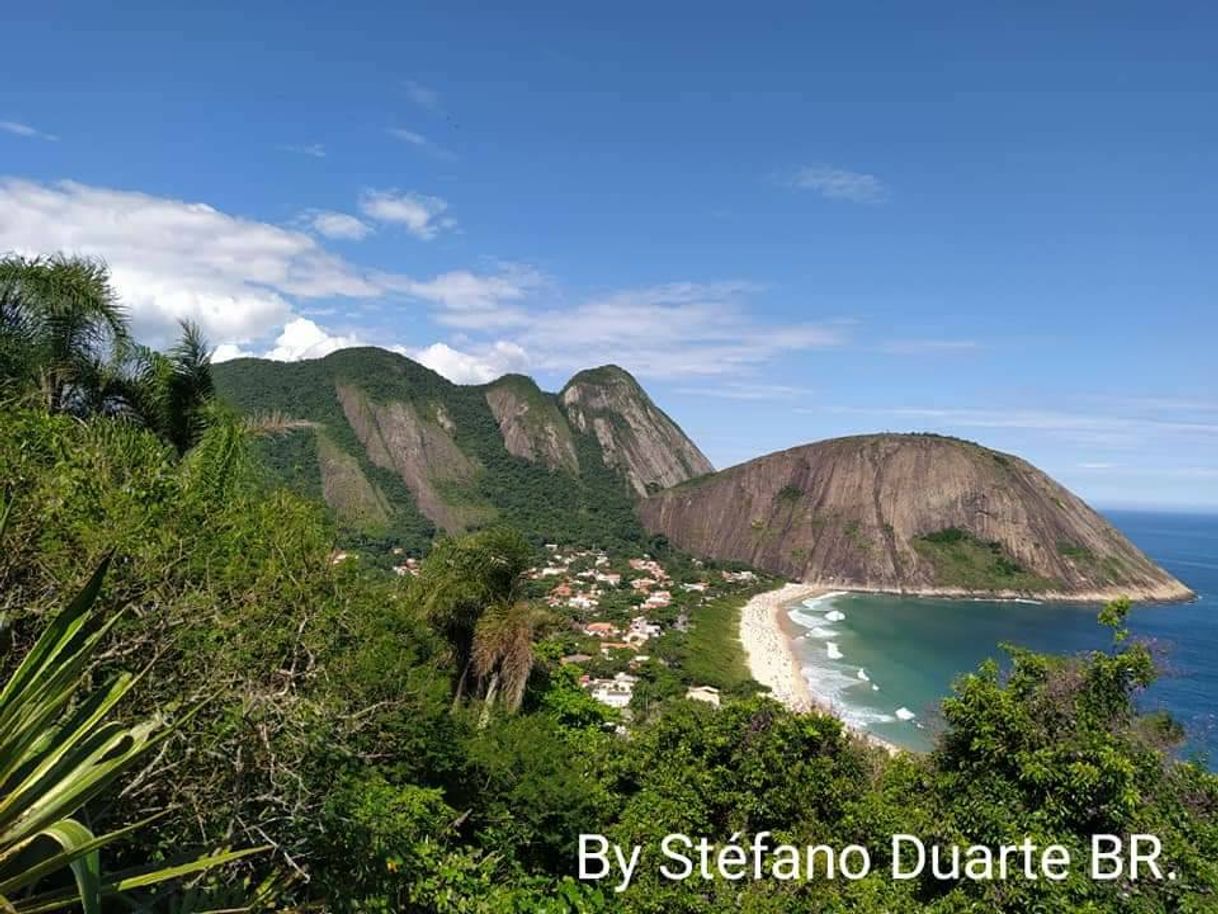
[2, 1, 1215, 509]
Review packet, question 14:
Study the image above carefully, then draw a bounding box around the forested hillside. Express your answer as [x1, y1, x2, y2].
[211, 349, 712, 554]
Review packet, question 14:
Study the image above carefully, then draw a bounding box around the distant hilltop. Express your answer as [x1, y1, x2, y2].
[639, 434, 1193, 604]
[214, 348, 1190, 602]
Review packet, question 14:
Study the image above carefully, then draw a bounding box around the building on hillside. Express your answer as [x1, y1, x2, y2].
[628, 616, 662, 638]
[583, 621, 619, 638]
[643, 590, 671, 609]
[587, 672, 640, 709]
[686, 686, 721, 707]
[721, 570, 758, 583]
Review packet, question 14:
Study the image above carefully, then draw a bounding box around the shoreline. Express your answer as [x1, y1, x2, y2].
[798, 580, 1195, 605]
[739, 582, 900, 754]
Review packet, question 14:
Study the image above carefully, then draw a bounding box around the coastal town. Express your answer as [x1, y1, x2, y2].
[527, 544, 764, 713]
[388, 542, 768, 716]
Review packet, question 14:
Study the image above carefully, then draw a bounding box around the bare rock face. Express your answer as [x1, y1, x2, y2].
[485, 375, 580, 474]
[336, 382, 493, 532]
[640, 434, 1193, 603]
[559, 365, 713, 496]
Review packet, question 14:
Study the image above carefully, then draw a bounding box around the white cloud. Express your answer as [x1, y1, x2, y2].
[506, 282, 845, 377]
[389, 278, 846, 379]
[387, 127, 454, 160]
[404, 80, 442, 112]
[211, 342, 256, 362]
[214, 317, 527, 385]
[359, 189, 454, 239]
[413, 341, 529, 384]
[1, 121, 58, 141]
[406, 266, 543, 325]
[279, 143, 326, 158]
[1, 177, 848, 383]
[263, 317, 366, 361]
[304, 210, 373, 240]
[211, 317, 368, 364]
[0, 178, 397, 346]
[388, 127, 428, 147]
[673, 382, 815, 401]
[792, 164, 886, 204]
[809, 405, 1218, 449]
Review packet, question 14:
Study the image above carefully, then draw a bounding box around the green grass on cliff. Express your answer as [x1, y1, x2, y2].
[914, 527, 1057, 592]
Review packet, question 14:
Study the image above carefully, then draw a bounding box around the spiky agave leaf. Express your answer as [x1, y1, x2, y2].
[0, 557, 266, 913]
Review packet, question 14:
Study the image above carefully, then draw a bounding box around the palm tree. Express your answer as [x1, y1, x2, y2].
[0, 254, 127, 414]
[472, 600, 553, 726]
[1, 253, 218, 455]
[414, 529, 535, 708]
[122, 322, 216, 455]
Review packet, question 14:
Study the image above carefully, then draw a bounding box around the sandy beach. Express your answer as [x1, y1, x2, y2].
[739, 582, 824, 712]
[740, 582, 899, 753]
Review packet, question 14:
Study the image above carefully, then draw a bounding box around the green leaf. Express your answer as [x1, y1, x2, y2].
[36, 819, 100, 914]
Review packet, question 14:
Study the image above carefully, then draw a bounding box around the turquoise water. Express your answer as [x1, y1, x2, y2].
[785, 511, 1218, 762]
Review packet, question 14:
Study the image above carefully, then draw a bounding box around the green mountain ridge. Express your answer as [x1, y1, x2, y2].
[211, 347, 712, 552]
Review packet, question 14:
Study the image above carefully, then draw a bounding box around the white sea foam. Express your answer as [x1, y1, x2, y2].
[826, 642, 843, 660]
[787, 608, 821, 629]
[838, 707, 898, 728]
[895, 707, 916, 721]
[856, 668, 870, 681]
[825, 609, 846, 622]
[801, 591, 849, 612]
[810, 626, 837, 638]
[871, 684, 880, 691]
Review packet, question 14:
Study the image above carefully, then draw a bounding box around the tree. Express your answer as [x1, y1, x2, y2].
[123, 321, 217, 455]
[472, 599, 553, 724]
[0, 254, 127, 414]
[414, 528, 535, 707]
[0, 254, 217, 455]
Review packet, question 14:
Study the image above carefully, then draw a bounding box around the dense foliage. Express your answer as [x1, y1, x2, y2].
[915, 526, 1058, 592]
[3, 404, 1216, 911]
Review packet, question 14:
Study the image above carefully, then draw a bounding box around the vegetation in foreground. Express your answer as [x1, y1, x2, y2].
[2, 256, 1216, 911]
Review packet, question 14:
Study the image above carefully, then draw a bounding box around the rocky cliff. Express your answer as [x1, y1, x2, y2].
[485, 375, 580, 474]
[560, 365, 714, 496]
[212, 349, 707, 549]
[640, 434, 1193, 603]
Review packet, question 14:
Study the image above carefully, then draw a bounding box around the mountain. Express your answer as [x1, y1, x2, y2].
[639, 433, 1193, 602]
[560, 366, 714, 496]
[211, 348, 710, 551]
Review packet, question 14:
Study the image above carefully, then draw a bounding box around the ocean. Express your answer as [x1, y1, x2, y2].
[784, 510, 1218, 764]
